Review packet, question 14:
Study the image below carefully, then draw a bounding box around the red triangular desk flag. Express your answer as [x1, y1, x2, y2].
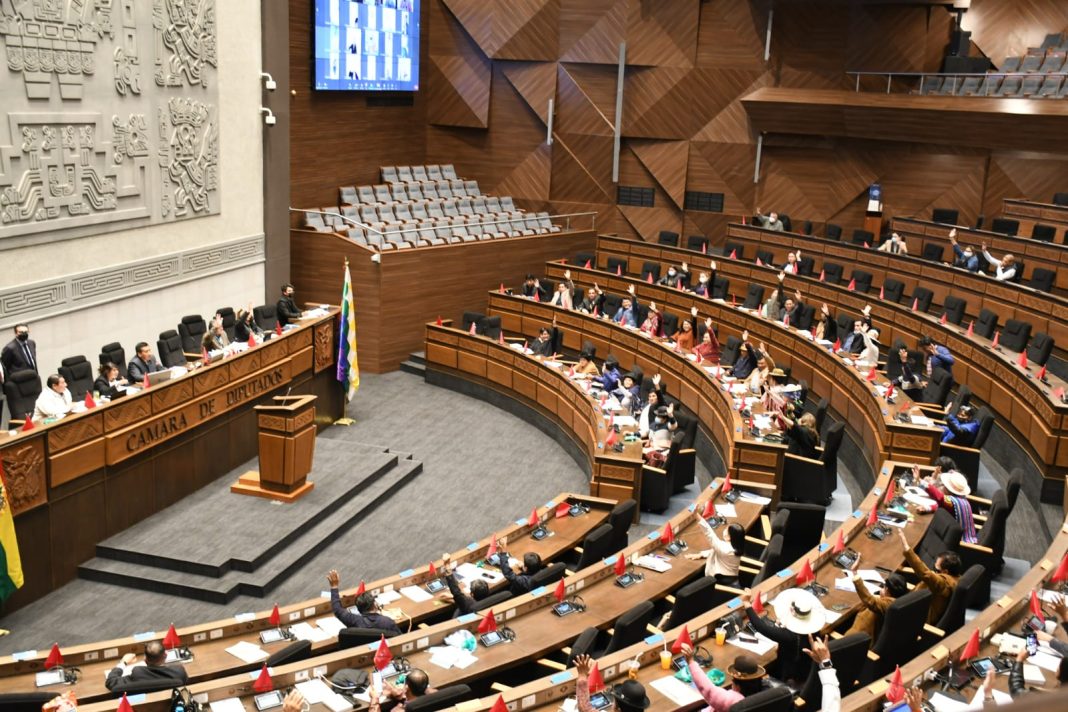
[528, 507, 539, 528]
[45, 643, 62, 669]
[729, 249, 737, 260]
[752, 591, 764, 615]
[374, 635, 393, 670]
[554, 579, 566, 603]
[1018, 351, 1028, 369]
[85, 392, 96, 409]
[796, 559, 814, 585]
[966, 321, 974, 337]
[556, 502, 571, 518]
[355, 580, 366, 596]
[722, 472, 733, 493]
[832, 530, 845, 554]
[992, 331, 1000, 348]
[22, 414, 34, 431]
[886, 666, 905, 703]
[818, 270, 825, 282]
[253, 664, 273, 692]
[142, 373, 150, 390]
[867, 507, 879, 527]
[879, 285, 885, 300]
[1052, 553, 1068, 582]
[490, 696, 508, 712]
[701, 499, 716, 519]
[428, 561, 437, 576]
[866, 367, 877, 382]
[435, 316, 443, 326]
[275, 321, 283, 336]
[499, 283, 505, 294]
[1037, 365, 1047, 380]
[584, 260, 592, 269]
[1030, 590, 1045, 623]
[847, 279, 856, 291]
[911, 298, 918, 312]
[670, 625, 693, 654]
[533, 290, 540, 303]
[163, 624, 181, 649]
[588, 662, 605, 693]
[646, 272, 654, 283]
[117, 694, 134, 712]
[268, 605, 281, 627]
[487, 536, 498, 560]
[660, 523, 675, 545]
[478, 609, 498, 634]
[960, 629, 980, 662]
[614, 554, 627, 576]
[616, 265, 622, 276]
[832, 338, 841, 352]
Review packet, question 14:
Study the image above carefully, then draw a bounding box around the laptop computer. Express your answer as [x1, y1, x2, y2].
[146, 369, 173, 386]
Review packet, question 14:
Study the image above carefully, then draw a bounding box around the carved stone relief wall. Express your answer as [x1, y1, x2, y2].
[0, 0, 219, 248]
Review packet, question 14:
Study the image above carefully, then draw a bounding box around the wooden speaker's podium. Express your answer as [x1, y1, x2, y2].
[231, 395, 317, 503]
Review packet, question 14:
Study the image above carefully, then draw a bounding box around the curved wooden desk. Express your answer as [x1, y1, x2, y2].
[0, 493, 613, 702]
[723, 222, 1068, 356]
[0, 309, 344, 610]
[594, 236, 1068, 502]
[1003, 198, 1068, 238]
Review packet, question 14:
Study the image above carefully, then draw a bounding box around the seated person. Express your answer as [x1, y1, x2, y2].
[574, 655, 651, 712]
[577, 285, 603, 315]
[495, 551, 542, 595]
[746, 350, 774, 394]
[814, 303, 837, 342]
[941, 404, 979, 445]
[878, 232, 908, 255]
[127, 342, 165, 381]
[779, 412, 820, 459]
[611, 372, 641, 414]
[440, 553, 490, 616]
[549, 279, 574, 309]
[755, 207, 784, 231]
[980, 243, 1017, 281]
[838, 307, 873, 355]
[692, 261, 717, 297]
[731, 330, 759, 379]
[613, 286, 640, 328]
[235, 306, 265, 343]
[638, 301, 661, 337]
[277, 283, 302, 326]
[845, 555, 908, 641]
[572, 351, 600, 379]
[93, 362, 128, 399]
[638, 384, 664, 437]
[672, 307, 699, 353]
[658, 262, 688, 288]
[1009, 645, 1068, 698]
[895, 529, 962, 624]
[368, 668, 436, 712]
[948, 230, 979, 272]
[644, 407, 677, 467]
[854, 326, 880, 368]
[208, 316, 230, 350]
[686, 519, 743, 588]
[326, 569, 402, 634]
[33, 374, 72, 420]
[595, 356, 622, 392]
[105, 640, 189, 694]
[910, 461, 978, 544]
[693, 318, 720, 363]
[522, 274, 548, 301]
[782, 251, 801, 275]
[886, 343, 924, 399]
[529, 323, 560, 359]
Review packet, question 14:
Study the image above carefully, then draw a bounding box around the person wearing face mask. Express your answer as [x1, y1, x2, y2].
[2, 323, 38, 377]
[234, 306, 265, 343]
[276, 283, 302, 327]
[948, 229, 979, 272]
[692, 260, 718, 298]
[658, 262, 689, 288]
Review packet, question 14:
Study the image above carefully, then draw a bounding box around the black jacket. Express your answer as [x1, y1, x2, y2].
[444, 572, 478, 617]
[235, 320, 263, 343]
[105, 663, 188, 694]
[93, 376, 124, 399]
[127, 356, 164, 381]
[496, 551, 537, 595]
[277, 296, 301, 326]
[1, 338, 37, 374]
[330, 588, 401, 634]
[746, 607, 811, 684]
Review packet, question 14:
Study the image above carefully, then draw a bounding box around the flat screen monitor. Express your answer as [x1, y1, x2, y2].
[314, 0, 420, 92]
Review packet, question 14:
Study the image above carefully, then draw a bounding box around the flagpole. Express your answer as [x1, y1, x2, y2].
[335, 257, 358, 425]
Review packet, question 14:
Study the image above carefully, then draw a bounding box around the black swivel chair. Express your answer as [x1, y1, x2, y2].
[942, 296, 967, 325]
[974, 308, 998, 339]
[3, 370, 41, 423]
[779, 214, 792, 232]
[99, 342, 127, 379]
[607, 499, 637, 555]
[473, 590, 513, 612]
[571, 524, 615, 571]
[530, 562, 567, 587]
[574, 251, 595, 268]
[863, 589, 933, 682]
[641, 262, 661, 282]
[687, 235, 709, 253]
[916, 509, 962, 568]
[911, 287, 934, 313]
[824, 224, 843, 241]
[338, 627, 401, 650]
[989, 218, 1019, 236]
[777, 502, 826, 564]
[569, 602, 656, 660]
[941, 406, 994, 493]
[850, 270, 873, 293]
[727, 687, 793, 712]
[797, 257, 815, 277]
[253, 304, 278, 332]
[404, 686, 473, 712]
[215, 307, 237, 341]
[606, 257, 628, 275]
[58, 356, 94, 400]
[916, 367, 954, 413]
[933, 565, 986, 635]
[711, 275, 730, 300]
[801, 221, 814, 236]
[477, 316, 502, 341]
[1053, 192, 1068, 206]
[658, 230, 679, 247]
[813, 397, 829, 434]
[796, 304, 815, 331]
[156, 330, 186, 368]
[742, 284, 765, 310]
[1028, 268, 1055, 293]
[266, 640, 313, 666]
[749, 534, 786, 587]
[1000, 319, 1031, 353]
[0, 692, 58, 712]
[756, 249, 774, 267]
[821, 262, 843, 285]
[782, 422, 842, 506]
[661, 312, 678, 338]
[1031, 224, 1057, 242]
[931, 208, 959, 225]
[107, 677, 185, 698]
[721, 336, 741, 368]
[960, 491, 1010, 606]
[922, 243, 945, 262]
[1026, 332, 1054, 366]
[724, 242, 744, 260]
[461, 311, 485, 333]
[851, 229, 874, 246]
[660, 577, 720, 630]
[797, 633, 871, 708]
[177, 315, 207, 355]
[881, 278, 904, 304]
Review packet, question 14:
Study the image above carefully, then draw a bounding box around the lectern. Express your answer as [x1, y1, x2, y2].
[231, 395, 317, 502]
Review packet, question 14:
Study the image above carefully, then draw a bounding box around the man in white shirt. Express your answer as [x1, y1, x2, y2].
[980, 243, 1017, 281]
[33, 374, 72, 420]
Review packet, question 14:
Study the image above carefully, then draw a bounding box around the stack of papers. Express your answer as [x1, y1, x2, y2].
[635, 554, 672, 573]
[1030, 650, 1063, 673]
[296, 679, 354, 710]
[455, 562, 504, 585]
[400, 585, 433, 603]
[1023, 663, 1046, 684]
[714, 503, 738, 518]
[738, 492, 772, 505]
[910, 414, 935, 427]
[290, 622, 332, 642]
[224, 641, 268, 663]
[649, 676, 704, 705]
[728, 631, 777, 655]
[209, 699, 247, 712]
[426, 645, 478, 670]
[928, 692, 973, 711]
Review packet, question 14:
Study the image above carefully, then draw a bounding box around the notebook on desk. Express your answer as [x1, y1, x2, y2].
[147, 369, 173, 386]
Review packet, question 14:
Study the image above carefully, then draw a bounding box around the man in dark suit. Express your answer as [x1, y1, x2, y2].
[127, 342, 165, 382]
[1, 323, 37, 375]
[276, 283, 302, 327]
[105, 640, 189, 694]
[326, 569, 401, 634]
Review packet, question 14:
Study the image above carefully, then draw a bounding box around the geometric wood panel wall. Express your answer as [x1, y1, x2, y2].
[423, 0, 1068, 246]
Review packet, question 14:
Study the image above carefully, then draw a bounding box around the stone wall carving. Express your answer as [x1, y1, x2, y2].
[0, 0, 220, 249]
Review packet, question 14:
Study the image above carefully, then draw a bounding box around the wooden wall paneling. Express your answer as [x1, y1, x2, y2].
[624, 0, 699, 68]
[982, 153, 1068, 221]
[845, 4, 953, 75]
[49, 477, 107, 586]
[964, 0, 1068, 68]
[494, 0, 561, 61]
[695, 0, 768, 69]
[105, 456, 156, 536]
[288, 0, 429, 210]
[427, 2, 493, 130]
[770, 1, 851, 89]
[5, 505, 52, 611]
[559, 0, 628, 64]
[757, 137, 878, 223]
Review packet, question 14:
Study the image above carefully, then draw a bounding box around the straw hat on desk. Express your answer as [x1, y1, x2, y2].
[772, 587, 828, 635]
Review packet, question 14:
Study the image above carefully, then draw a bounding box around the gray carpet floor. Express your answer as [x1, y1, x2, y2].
[0, 372, 588, 652]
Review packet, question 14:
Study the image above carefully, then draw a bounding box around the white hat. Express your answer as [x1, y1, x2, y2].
[940, 471, 971, 497]
[772, 588, 828, 635]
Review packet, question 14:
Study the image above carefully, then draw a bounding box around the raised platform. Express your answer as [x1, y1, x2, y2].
[78, 439, 423, 603]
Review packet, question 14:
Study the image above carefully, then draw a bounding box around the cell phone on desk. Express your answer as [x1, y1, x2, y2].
[254, 691, 284, 711]
[1027, 633, 1039, 656]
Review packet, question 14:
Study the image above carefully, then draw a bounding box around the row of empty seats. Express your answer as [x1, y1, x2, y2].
[340, 179, 481, 206]
[303, 195, 529, 232]
[1004, 41, 1068, 73]
[345, 213, 561, 249]
[380, 163, 458, 184]
[919, 72, 1068, 98]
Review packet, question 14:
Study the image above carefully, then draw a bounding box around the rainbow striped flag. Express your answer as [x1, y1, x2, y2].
[0, 461, 24, 602]
[337, 261, 360, 401]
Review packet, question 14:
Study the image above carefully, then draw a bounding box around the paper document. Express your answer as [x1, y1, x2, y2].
[728, 631, 777, 656]
[400, 585, 433, 603]
[928, 692, 972, 712]
[738, 491, 772, 505]
[612, 415, 637, 427]
[714, 503, 737, 518]
[427, 645, 477, 670]
[649, 675, 704, 706]
[224, 640, 268, 663]
[209, 698, 247, 712]
[376, 589, 403, 605]
[296, 679, 335, 705]
[834, 576, 857, 593]
[635, 554, 672, 573]
[290, 622, 331, 642]
[1029, 650, 1063, 673]
[1023, 663, 1046, 685]
[910, 415, 934, 427]
[316, 617, 347, 636]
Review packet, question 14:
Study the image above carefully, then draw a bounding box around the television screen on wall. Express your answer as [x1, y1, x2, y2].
[314, 0, 420, 91]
